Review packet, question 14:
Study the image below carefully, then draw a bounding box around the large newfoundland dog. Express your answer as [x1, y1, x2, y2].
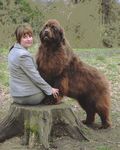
[36, 19, 111, 129]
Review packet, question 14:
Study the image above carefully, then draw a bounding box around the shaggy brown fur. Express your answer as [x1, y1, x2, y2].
[36, 19, 111, 129]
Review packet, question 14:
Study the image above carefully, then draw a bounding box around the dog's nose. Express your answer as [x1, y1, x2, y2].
[44, 29, 49, 35]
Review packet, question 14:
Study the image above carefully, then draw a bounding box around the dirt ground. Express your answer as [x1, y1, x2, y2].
[0, 49, 120, 150]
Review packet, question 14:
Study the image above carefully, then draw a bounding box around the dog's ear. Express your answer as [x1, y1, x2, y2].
[39, 30, 42, 39]
[60, 28, 65, 45]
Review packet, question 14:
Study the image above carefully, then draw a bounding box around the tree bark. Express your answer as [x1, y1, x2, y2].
[0, 102, 89, 149]
[101, 0, 110, 24]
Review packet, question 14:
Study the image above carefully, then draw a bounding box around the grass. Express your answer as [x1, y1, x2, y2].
[0, 48, 9, 56]
[0, 61, 9, 87]
[97, 146, 111, 150]
[0, 48, 9, 87]
[0, 47, 120, 88]
[0, 46, 38, 88]
[0, 47, 120, 150]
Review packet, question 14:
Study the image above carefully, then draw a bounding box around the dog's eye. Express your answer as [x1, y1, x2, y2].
[51, 26, 57, 31]
[43, 26, 46, 30]
[44, 25, 48, 29]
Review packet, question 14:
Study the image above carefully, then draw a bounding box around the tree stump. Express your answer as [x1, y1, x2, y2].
[0, 102, 89, 149]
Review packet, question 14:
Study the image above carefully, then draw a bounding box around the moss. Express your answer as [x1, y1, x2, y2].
[24, 120, 39, 135]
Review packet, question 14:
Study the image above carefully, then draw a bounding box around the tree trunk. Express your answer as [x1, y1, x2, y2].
[101, 0, 110, 24]
[0, 102, 89, 149]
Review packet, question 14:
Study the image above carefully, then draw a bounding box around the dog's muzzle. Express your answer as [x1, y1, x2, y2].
[42, 29, 51, 40]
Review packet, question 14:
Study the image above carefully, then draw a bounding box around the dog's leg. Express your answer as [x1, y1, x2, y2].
[82, 110, 96, 125]
[96, 96, 111, 129]
[40, 96, 57, 105]
[53, 77, 68, 103]
[97, 107, 111, 129]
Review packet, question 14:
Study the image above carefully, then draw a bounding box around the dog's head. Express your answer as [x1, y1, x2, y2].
[39, 19, 65, 46]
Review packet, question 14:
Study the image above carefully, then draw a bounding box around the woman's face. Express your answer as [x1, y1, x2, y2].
[20, 33, 33, 49]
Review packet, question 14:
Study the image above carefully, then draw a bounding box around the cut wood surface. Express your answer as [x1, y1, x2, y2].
[0, 102, 89, 149]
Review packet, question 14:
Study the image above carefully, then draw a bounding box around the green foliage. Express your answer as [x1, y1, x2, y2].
[0, 0, 44, 48]
[102, 1, 120, 48]
[0, 0, 120, 48]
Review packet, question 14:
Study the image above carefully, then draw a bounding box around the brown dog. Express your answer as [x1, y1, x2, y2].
[36, 19, 111, 129]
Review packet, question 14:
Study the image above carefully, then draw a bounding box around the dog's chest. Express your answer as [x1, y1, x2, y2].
[39, 52, 65, 77]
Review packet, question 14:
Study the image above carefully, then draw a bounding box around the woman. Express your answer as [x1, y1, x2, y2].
[8, 23, 59, 105]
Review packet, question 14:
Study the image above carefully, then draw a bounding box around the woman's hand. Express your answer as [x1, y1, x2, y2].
[52, 88, 59, 98]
